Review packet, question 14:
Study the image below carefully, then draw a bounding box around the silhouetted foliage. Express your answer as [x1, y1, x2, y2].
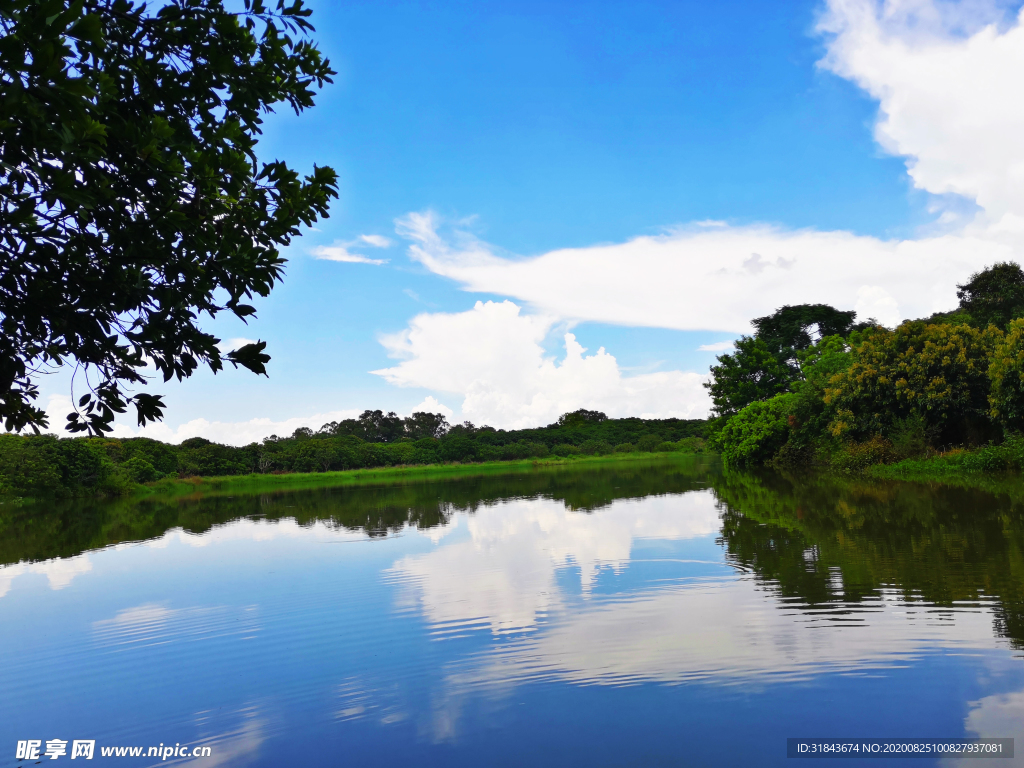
[0, 0, 337, 435]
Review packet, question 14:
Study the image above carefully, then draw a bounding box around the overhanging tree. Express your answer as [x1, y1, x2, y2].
[0, 0, 338, 434]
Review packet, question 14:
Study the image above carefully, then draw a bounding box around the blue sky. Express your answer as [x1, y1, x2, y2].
[38, 0, 1024, 441]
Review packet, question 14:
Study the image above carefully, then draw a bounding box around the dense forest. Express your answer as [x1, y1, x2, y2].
[0, 409, 705, 497]
[710, 261, 1024, 472]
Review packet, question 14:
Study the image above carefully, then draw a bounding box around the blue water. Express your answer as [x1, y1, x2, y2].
[2, 460, 1023, 766]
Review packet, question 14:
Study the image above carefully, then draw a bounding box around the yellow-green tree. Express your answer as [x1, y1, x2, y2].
[988, 318, 1024, 431]
[823, 321, 1002, 445]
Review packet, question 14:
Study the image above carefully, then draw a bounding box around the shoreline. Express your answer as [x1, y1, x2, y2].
[136, 450, 713, 501]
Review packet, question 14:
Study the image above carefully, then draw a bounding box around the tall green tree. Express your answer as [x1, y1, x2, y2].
[705, 336, 793, 418]
[751, 304, 857, 365]
[556, 409, 607, 428]
[988, 318, 1024, 432]
[957, 262, 1024, 330]
[706, 304, 857, 417]
[0, 0, 338, 434]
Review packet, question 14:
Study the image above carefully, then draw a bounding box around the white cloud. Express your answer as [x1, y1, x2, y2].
[358, 234, 393, 248]
[312, 233, 394, 265]
[112, 409, 364, 445]
[388, 3, 1024, 337]
[40, 392, 457, 446]
[855, 284, 902, 326]
[450, 579, 996, 692]
[409, 395, 454, 420]
[818, 0, 1024, 227]
[92, 601, 261, 650]
[311, 245, 388, 265]
[396, 213, 1012, 334]
[697, 341, 736, 352]
[372, 300, 711, 428]
[41, 394, 363, 445]
[380, 491, 1003, 741]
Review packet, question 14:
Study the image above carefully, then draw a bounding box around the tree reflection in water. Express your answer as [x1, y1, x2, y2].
[4, 456, 1024, 648]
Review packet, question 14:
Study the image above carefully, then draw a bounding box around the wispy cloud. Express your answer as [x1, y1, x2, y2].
[312, 233, 394, 265]
[697, 341, 735, 352]
[311, 246, 389, 265]
[358, 234, 393, 248]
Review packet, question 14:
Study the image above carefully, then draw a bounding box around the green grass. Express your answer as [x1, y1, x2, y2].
[858, 450, 1024, 496]
[142, 450, 710, 500]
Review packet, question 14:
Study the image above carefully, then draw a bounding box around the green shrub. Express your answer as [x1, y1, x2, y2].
[552, 443, 581, 456]
[636, 434, 662, 452]
[498, 440, 548, 460]
[614, 443, 635, 453]
[121, 455, 162, 483]
[579, 439, 614, 456]
[827, 436, 899, 472]
[958, 445, 1012, 472]
[887, 414, 930, 459]
[98, 469, 139, 497]
[717, 394, 795, 467]
[675, 437, 706, 453]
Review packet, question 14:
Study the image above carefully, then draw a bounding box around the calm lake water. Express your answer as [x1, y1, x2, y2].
[3, 456, 1024, 766]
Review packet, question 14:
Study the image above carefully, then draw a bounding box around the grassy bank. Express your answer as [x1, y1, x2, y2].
[831, 443, 1024, 497]
[140, 450, 712, 501]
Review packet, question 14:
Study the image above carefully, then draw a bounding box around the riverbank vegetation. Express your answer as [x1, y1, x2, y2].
[709, 262, 1024, 476]
[0, 409, 705, 498]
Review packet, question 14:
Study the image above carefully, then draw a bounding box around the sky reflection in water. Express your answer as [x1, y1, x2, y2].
[2, 459, 1024, 766]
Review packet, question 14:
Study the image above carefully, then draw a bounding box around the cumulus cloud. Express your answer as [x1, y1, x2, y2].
[409, 395, 455, 421]
[818, 0, 1024, 227]
[372, 300, 711, 428]
[953, 689, 1024, 768]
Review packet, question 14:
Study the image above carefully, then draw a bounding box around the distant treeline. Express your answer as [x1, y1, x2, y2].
[0, 409, 706, 497]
